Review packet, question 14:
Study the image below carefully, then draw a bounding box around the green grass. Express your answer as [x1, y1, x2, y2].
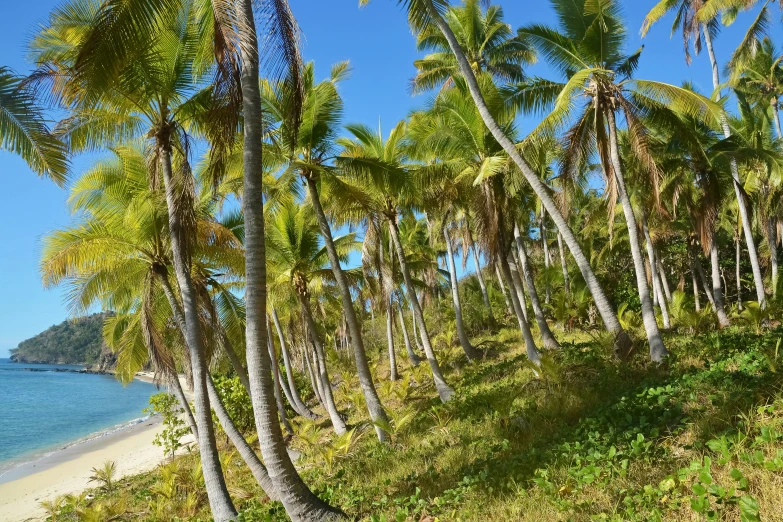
[45, 324, 783, 521]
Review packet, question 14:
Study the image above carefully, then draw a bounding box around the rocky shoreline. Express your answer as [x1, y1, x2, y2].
[20, 367, 116, 376]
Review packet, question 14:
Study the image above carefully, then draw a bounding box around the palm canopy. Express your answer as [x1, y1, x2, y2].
[411, 0, 534, 93]
[265, 200, 360, 300]
[0, 67, 68, 184]
[517, 0, 722, 186]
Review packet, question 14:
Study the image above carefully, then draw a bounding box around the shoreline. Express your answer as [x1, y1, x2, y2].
[0, 417, 170, 522]
[0, 370, 193, 522]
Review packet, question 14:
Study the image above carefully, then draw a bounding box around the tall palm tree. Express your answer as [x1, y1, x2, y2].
[730, 37, 783, 139]
[370, 0, 634, 358]
[337, 120, 456, 401]
[0, 67, 67, 183]
[261, 62, 390, 441]
[266, 201, 355, 434]
[31, 4, 244, 515]
[410, 0, 534, 93]
[643, 0, 769, 308]
[519, 0, 721, 361]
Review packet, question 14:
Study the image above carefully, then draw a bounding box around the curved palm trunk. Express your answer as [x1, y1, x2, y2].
[508, 256, 529, 321]
[387, 218, 454, 402]
[641, 214, 671, 329]
[303, 345, 325, 407]
[272, 310, 319, 421]
[159, 146, 236, 521]
[305, 178, 389, 441]
[703, 27, 766, 308]
[495, 263, 515, 316]
[772, 100, 782, 139]
[428, 10, 631, 356]
[657, 257, 673, 303]
[768, 219, 779, 297]
[687, 243, 702, 311]
[540, 211, 551, 304]
[443, 225, 480, 360]
[266, 316, 296, 409]
[467, 229, 495, 322]
[514, 223, 560, 349]
[556, 232, 570, 296]
[410, 303, 424, 351]
[158, 268, 276, 503]
[221, 333, 251, 395]
[386, 301, 399, 380]
[206, 376, 278, 500]
[169, 373, 198, 441]
[234, 2, 340, 518]
[396, 299, 422, 366]
[695, 247, 717, 310]
[736, 237, 743, 310]
[298, 294, 347, 435]
[606, 110, 667, 362]
[267, 326, 294, 436]
[501, 252, 541, 364]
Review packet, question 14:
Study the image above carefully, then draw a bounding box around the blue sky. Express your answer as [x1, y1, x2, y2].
[0, 1, 757, 357]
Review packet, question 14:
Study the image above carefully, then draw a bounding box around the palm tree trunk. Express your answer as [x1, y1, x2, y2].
[305, 178, 389, 441]
[557, 232, 570, 296]
[396, 299, 422, 366]
[158, 145, 236, 521]
[703, 26, 766, 308]
[272, 309, 319, 420]
[266, 315, 296, 411]
[767, 219, 778, 297]
[514, 223, 560, 349]
[710, 238, 732, 326]
[467, 228, 495, 322]
[387, 217, 454, 402]
[206, 376, 278, 500]
[409, 302, 424, 351]
[386, 301, 399, 380]
[540, 211, 551, 304]
[495, 263, 515, 316]
[508, 256, 529, 321]
[303, 344, 324, 407]
[169, 373, 198, 441]
[267, 326, 294, 436]
[606, 110, 667, 362]
[694, 247, 716, 309]
[641, 213, 671, 329]
[158, 269, 276, 501]
[690, 254, 701, 312]
[443, 224, 480, 360]
[428, 9, 631, 357]
[298, 294, 347, 434]
[501, 252, 541, 364]
[736, 237, 743, 310]
[234, 3, 340, 518]
[221, 332, 251, 396]
[657, 256, 673, 303]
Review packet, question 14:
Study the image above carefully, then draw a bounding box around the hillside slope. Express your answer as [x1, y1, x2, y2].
[9, 313, 112, 366]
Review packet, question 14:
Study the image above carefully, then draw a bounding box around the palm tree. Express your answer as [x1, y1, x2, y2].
[643, 0, 769, 308]
[39, 145, 278, 499]
[261, 62, 391, 442]
[410, 0, 534, 93]
[0, 67, 67, 183]
[407, 79, 542, 363]
[372, 0, 633, 358]
[519, 0, 721, 361]
[31, 5, 244, 515]
[266, 201, 355, 434]
[337, 120, 455, 401]
[730, 37, 783, 139]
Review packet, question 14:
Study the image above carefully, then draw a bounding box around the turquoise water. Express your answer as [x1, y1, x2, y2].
[0, 358, 157, 476]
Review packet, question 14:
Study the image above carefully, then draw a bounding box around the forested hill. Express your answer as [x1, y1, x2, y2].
[9, 314, 110, 365]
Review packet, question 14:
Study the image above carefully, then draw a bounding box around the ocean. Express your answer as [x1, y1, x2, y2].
[0, 358, 158, 478]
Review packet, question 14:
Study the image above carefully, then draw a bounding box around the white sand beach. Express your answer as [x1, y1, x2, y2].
[0, 373, 192, 522]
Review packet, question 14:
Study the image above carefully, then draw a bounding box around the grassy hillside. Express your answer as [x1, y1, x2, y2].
[9, 313, 108, 365]
[44, 324, 783, 521]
